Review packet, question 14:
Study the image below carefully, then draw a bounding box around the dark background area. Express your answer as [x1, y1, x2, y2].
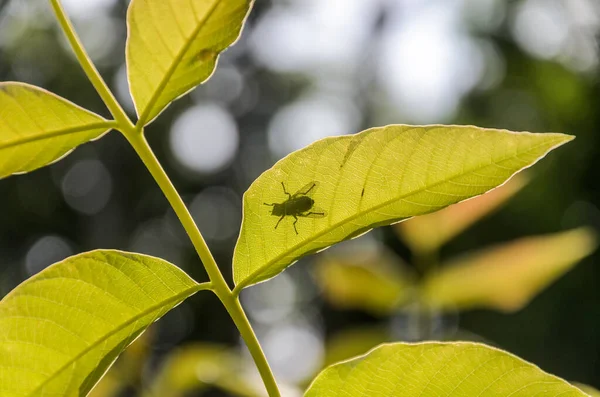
[0, 0, 599, 394]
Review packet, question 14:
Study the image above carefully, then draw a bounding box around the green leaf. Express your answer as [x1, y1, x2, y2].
[315, 249, 413, 315]
[126, 0, 253, 125]
[233, 125, 573, 291]
[0, 250, 208, 396]
[0, 82, 113, 179]
[421, 227, 597, 312]
[396, 174, 527, 254]
[306, 342, 587, 397]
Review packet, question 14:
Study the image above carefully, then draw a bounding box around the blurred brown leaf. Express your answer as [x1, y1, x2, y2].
[396, 175, 527, 254]
[421, 228, 597, 312]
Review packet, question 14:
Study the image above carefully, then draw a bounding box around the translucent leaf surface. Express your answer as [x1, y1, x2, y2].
[0, 82, 112, 179]
[315, 250, 413, 315]
[306, 342, 587, 397]
[0, 250, 206, 396]
[233, 125, 573, 291]
[421, 228, 597, 312]
[126, 0, 253, 125]
[396, 174, 527, 254]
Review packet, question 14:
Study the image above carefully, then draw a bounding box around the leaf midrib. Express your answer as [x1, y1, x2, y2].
[27, 283, 209, 396]
[234, 136, 569, 292]
[0, 122, 114, 151]
[135, 0, 221, 125]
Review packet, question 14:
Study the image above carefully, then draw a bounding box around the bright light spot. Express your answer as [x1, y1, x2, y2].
[170, 104, 239, 175]
[190, 187, 241, 242]
[192, 64, 245, 105]
[25, 235, 73, 276]
[61, 0, 117, 18]
[263, 321, 324, 383]
[268, 94, 359, 158]
[462, 0, 506, 31]
[378, 2, 483, 123]
[250, 0, 378, 73]
[243, 272, 298, 324]
[60, 15, 121, 64]
[511, 0, 569, 60]
[61, 159, 113, 215]
[113, 63, 136, 113]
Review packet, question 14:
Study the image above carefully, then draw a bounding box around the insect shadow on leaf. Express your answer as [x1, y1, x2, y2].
[264, 181, 327, 235]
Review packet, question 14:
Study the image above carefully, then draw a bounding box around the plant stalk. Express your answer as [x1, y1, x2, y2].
[125, 134, 281, 397]
[49, 1, 281, 395]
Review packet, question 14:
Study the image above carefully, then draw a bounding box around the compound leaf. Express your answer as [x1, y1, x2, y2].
[233, 125, 573, 291]
[306, 342, 587, 397]
[0, 82, 112, 179]
[0, 250, 208, 396]
[126, 0, 253, 125]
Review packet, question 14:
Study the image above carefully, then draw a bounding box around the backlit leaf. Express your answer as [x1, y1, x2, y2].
[421, 228, 597, 312]
[233, 125, 573, 291]
[396, 174, 527, 254]
[306, 342, 587, 397]
[0, 250, 207, 396]
[0, 82, 112, 179]
[126, 0, 253, 125]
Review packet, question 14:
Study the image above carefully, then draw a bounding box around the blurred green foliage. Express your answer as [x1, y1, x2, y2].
[1, 0, 599, 395]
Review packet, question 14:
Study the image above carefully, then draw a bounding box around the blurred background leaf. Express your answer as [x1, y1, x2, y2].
[396, 174, 528, 255]
[314, 248, 413, 315]
[422, 228, 597, 312]
[575, 383, 600, 396]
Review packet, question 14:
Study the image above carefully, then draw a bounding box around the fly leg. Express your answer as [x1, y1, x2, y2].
[281, 182, 292, 199]
[298, 183, 316, 196]
[275, 215, 285, 230]
[264, 203, 275, 206]
[292, 215, 299, 235]
[299, 211, 325, 217]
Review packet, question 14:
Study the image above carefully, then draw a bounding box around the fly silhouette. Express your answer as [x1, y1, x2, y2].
[264, 181, 327, 234]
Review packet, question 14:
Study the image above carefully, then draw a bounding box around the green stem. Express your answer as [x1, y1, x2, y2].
[49, 1, 281, 395]
[49, 0, 135, 131]
[125, 134, 281, 397]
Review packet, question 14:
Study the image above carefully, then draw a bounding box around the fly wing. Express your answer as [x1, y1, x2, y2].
[293, 181, 319, 198]
[299, 206, 327, 218]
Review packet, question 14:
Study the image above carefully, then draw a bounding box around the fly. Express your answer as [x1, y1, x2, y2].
[264, 181, 327, 235]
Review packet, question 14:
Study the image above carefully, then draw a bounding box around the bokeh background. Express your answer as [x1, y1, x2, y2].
[1, 0, 600, 395]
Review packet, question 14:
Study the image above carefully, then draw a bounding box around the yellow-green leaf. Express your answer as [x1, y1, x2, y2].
[145, 343, 260, 397]
[0, 250, 207, 397]
[315, 249, 413, 315]
[421, 228, 597, 312]
[0, 82, 112, 179]
[233, 125, 573, 291]
[396, 174, 527, 254]
[126, 0, 253, 125]
[306, 342, 587, 397]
